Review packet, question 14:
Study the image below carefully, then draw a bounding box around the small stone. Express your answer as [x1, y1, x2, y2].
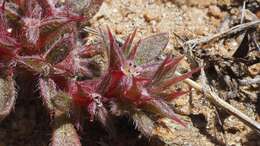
[115, 25, 124, 34]
[112, 8, 118, 13]
[143, 11, 160, 23]
[208, 5, 223, 18]
[256, 10, 260, 18]
[224, 38, 239, 53]
[151, 21, 159, 33]
[210, 17, 221, 27]
[230, 8, 240, 15]
[248, 63, 260, 76]
[217, 0, 231, 6]
[186, 0, 217, 7]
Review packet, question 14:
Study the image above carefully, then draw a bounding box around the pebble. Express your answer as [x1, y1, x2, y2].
[143, 10, 160, 23]
[256, 10, 260, 18]
[115, 25, 124, 34]
[248, 63, 260, 76]
[210, 17, 221, 27]
[208, 5, 223, 18]
[179, 0, 217, 7]
[217, 0, 231, 6]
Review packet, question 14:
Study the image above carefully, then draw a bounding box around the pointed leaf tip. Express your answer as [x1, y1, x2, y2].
[157, 67, 201, 91]
[128, 39, 141, 60]
[105, 28, 126, 70]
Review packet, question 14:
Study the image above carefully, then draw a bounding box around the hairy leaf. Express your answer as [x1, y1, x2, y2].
[145, 99, 186, 127]
[0, 73, 16, 121]
[45, 33, 74, 65]
[132, 111, 154, 137]
[135, 33, 169, 64]
[96, 105, 117, 138]
[151, 56, 183, 85]
[39, 78, 57, 111]
[51, 91, 72, 113]
[22, 1, 42, 44]
[107, 28, 125, 70]
[159, 67, 200, 91]
[52, 114, 82, 146]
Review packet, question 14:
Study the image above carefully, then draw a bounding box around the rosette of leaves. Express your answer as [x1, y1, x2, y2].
[69, 28, 200, 142]
[94, 28, 200, 137]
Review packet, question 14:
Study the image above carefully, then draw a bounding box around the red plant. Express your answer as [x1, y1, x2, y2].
[0, 0, 104, 146]
[69, 80, 105, 121]
[97, 28, 200, 127]
[70, 28, 200, 139]
[0, 0, 200, 145]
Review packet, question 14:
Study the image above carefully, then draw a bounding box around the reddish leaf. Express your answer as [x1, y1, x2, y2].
[44, 33, 74, 64]
[151, 56, 183, 84]
[0, 8, 20, 54]
[146, 99, 186, 127]
[122, 28, 137, 55]
[107, 28, 125, 70]
[23, 2, 42, 44]
[123, 77, 152, 105]
[139, 62, 160, 78]
[36, 0, 56, 16]
[128, 39, 141, 60]
[155, 67, 201, 92]
[79, 44, 101, 58]
[166, 91, 189, 101]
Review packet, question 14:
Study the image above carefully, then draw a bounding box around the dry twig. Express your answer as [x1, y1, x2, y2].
[184, 20, 260, 48]
[175, 71, 260, 134]
[239, 76, 260, 85]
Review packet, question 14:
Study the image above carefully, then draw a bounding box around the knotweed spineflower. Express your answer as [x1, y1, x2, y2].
[0, 0, 200, 144]
[0, 0, 104, 146]
[98, 28, 200, 130]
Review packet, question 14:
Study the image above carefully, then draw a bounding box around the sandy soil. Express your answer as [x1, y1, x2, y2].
[0, 0, 259, 146]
